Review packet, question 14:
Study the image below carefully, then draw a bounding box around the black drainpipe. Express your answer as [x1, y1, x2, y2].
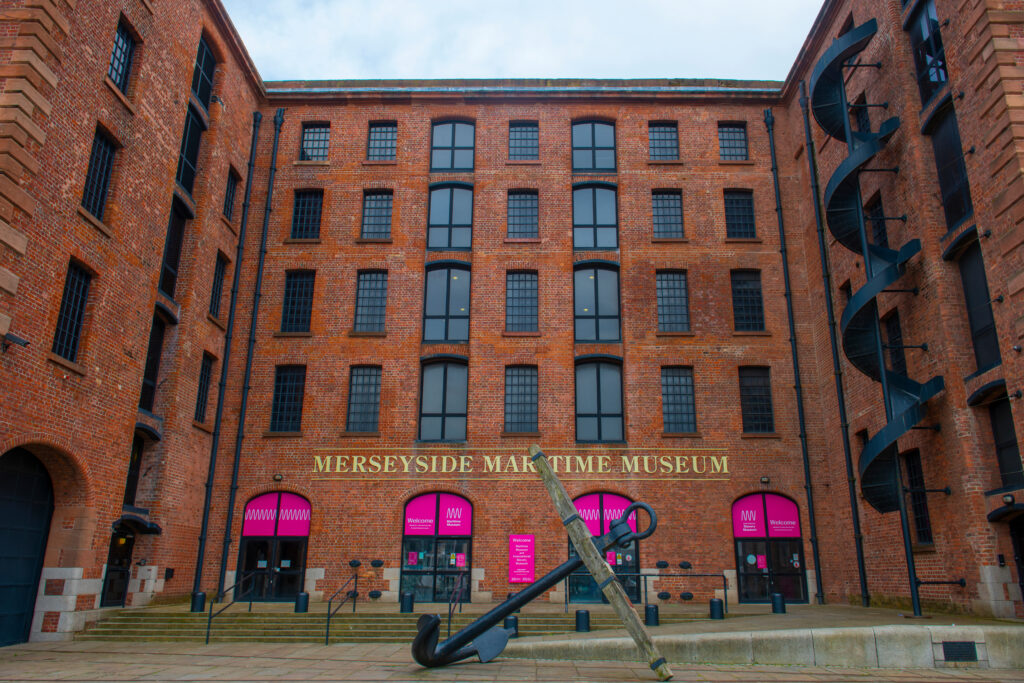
[190, 111, 262, 612]
[217, 108, 285, 596]
[763, 108, 825, 605]
[799, 81, 870, 606]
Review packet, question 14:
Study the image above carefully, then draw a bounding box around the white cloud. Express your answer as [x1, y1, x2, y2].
[222, 0, 825, 82]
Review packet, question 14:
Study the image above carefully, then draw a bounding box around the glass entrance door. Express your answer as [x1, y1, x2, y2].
[100, 530, 135, 607]
[568, 538, 641, 603]
[732, 493, 808, 604]
[273, 539, 306, 599]
[400, 493, 473, 603]
[238, 492, 311, 602]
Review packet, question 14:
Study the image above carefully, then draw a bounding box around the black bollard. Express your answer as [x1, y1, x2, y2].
[503, 615, 519, 638]
[575, 609, 590, 632]
[400, 591, 415, 613]
[294, 591, 309, 613]
[709, 598, 724, 620]
[644, 604, 659, 626]
[190, 591, 206, 613]
[771, 592, 786, 614]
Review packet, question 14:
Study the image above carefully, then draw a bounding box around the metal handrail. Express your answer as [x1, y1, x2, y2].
[324, 571, 359, 645]
[446, 573, 467, 637]
[561, 571, 730, 614]
[205, 570, 257, 644]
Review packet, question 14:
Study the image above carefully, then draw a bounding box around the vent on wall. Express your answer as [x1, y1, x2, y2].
[942, 641, 978, 662]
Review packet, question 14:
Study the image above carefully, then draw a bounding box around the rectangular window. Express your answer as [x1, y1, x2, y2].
[572, 185, 617, 249]
[903, 450, 933, 544]
[418, 361, 467, 441]
[423, 266, 470, 342]
[739, 366, 774, 433]
[270, 365, 306, 432]
[505, 271, 538, 332]
[51, 262, 92, 363]
[504, 365, 538, 433]
[724, 190, 756, 238]
[223, 170, 238, 221]
[81, 131, 116, 221]
[290, 190, 323, 240]
[159, 202, 189, 298]
[957, 240, 1000, 373]
[718, 123, 749, 160]
[509, 122, 539, 160]
[661, 366, 696, 433]
[208, 252, 228, 319]
[176, 105, 206, 195]
[575, 361, 623, 442]
[882, 310, 908, 377]
[989, 396, 1024, 488]
[652, 190, 684, 239]
[507, 190, 538, 239]
[427, 185, 472, 249]
[139, 314, 166, 412]
[194, 353, 215, 424]
[361, 191, 393, 239]
[346, 366, 381, 432]
[648, 123, 679, 160]
[574, 266, 620, 342]
[906, 0, 947, 104]
[572, 121, 615, 172]
[281, 270, 315, 333]
[191, 36, 216, 109]
[353, 270, 388, 333]
[865, 195, 888, 248]
[852, 95, 872, 135]
[108, 20, 136, 94]
[656, 270, 689, 332]
[731, 270, 765, 331]
[431, 121, 474, 171]
[929, 108, 972, 230]
[300, 123, 330, 161]
[367, 121, 397, 160]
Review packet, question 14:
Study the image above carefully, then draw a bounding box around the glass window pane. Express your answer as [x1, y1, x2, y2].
[425, 270, 447, 314]
[431, 150, 450, 169]
[454, 123, 473, 146]
[450, 227, 471, 248]
[595, 149, 615, 169]
[573, 188, 593, 225]
[424, 319, 445, 340]
[427, 228, 449, 249]
[448, 318, 469, 341]
[444, 417, 466, 441]
[596, 227, 617, 248]
[573, 228, 594, 249]
[433, 123, 452, 147]
[421, 364, 444, 412]
[598, 318, 619, 340]
[600, 364, 622, 413]
[448, 271, 469, 313]
[429, 188, 450, 225]
[576, 417, 598, 441]
[594, 123, 614, 147]
[595, 188, 615, 224]
[601, 417, 623, 441]
[572, 124, 591, 147]
[573, 150, 592, 170]
[454, 149, 473, 169]
[446, 365, 468, 413]
[576, 364, 598, 412]
[575, 270, 594, 314]
[452, 188, 472, 224]
[597, 269, 618, 311]
[576, 319, 595, 341]
[420, 416, 442, 441]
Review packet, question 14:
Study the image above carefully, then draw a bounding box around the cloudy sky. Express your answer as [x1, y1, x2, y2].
[220, 0, 826, 82]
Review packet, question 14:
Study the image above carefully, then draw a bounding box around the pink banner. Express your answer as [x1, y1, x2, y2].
[508, 534, 534, 583]
[438, 493, 472, 535]
[404, 493, 437, 535]
[574, 493, 603, 536]
[601, 493, 637, 533]
[456, 553, 466, 568]
[277, 492, 311, 536]
[765, 494, 801, 538]
[242, 493, 278, 536]
[242, 492, 311, 537]
[574, 493, 636, 536]
[732, 494, 766, 538]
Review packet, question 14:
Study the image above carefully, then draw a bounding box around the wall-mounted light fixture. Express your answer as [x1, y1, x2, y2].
[1003, 494, 1016, 506]
[760, 476, 770, 485]
[272, 473, 283, 482]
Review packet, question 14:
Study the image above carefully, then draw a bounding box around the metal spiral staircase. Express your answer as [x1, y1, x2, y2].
[809, 19, 944, 514]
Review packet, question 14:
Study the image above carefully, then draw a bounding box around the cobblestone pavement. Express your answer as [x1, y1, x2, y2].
[3, 642, 1024, 682]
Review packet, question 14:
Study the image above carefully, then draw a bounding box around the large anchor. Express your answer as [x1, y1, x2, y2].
[412, 445, 674, 680]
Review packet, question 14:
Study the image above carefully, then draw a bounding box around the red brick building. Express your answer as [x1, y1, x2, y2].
[0, 0, 1021, 645]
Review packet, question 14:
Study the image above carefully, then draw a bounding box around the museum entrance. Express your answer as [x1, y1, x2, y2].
[568, 493, 641, 603]
[1010, 517, 1024, 609]
[0, 448, 54, 647]
[732, 492, 807, 603]
[236, 492, 310, 601]
[99, 528, 135, 607]
[400, 492, 473, 603]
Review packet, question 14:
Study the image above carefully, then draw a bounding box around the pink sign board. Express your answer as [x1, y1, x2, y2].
[404, 493, 437, 535]
[242, 493, 279, 536]
[242, 492, 311, 537]
[574, 493, 603, 536]
[407, 552, 418, 566]
[765, 494, 801, 538]
[438, 493, 473, 535]
[756, 554, 767, 569]
[732, 494, 767, 538]
[277, 492, 311, 536]
[574, 493, 637, 537]
[508, 535, 535, 583]
[606, 551, 617, 565]
[456, 553, 467, 568]
[601, 494, 637, 533]
[733, 494, 801, 538]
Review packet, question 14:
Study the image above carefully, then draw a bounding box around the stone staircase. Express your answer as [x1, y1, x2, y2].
[78, 609, 698, 643]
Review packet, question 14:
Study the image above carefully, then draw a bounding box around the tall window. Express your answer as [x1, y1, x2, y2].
[575, 360, 623, 442]
[739, 366, 774, 433]
[300, 123, 330, 161]
[505, 271, 538, 332]
[864, 195, 888, 248]
[291, 190, 323, 240]
[281, 270, 315, 333]
[731, 270, 765, 331]
[176, 105, 206, 194]
[652, 190, 684, 239]
[989, 396, 1023, 488]
[346, 366, 381, 432]
[656, 270, 690, 332]
[661, 366, 696, 433]
[194, 353, 215, 423]
[574, 265, 620, 342]
[903, 450, 933, 544]
[906, 0, 947, 104]
[428, 184, 472, 249]
[270, 365, 306, 432]
[418, 361, 468, 441]
[208, 252, 228, 319]
[504, 365, 538, 433]
[361, 191, 393, 239]
[51, 262, 92, 363]
[572, 121, 615, 172]
[191, 35, 216, 109]
[423, 265, 470, 342]
[507, 190, 539, 238]
[123, 435, 144, 507]
[957, 240, 1000, 373]
[139, 313, 166, 412]
[159, 201, 189, 298]
[81, 130, 116, 221]
[573, 185, 617, 249]
[367, 121, 397, 160]
[648, 123, 679, 161]
[509, 121, 539, 160]
[882, 310, 908, 376]
[718, 123, 749, 160]
[353, 270, 388, 333]
[107, 20, 136, 94]
[851, 94, 872, 135]
[724, 190, 756, 238]
[431, 121, 474, 171]
[223, 170, 239, 221]
[929, 107, 972, 230]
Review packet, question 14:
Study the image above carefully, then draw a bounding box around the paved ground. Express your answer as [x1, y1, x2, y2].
[3, 641, 1024, 682]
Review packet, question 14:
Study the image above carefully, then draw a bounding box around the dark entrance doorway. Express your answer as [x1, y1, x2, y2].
[100, 529, 135, 607]
[0, 448, 54, 646]
[732, 492, 808, 603]
[236, 492, 310, 601]
[1010, 517, 1024, 610]
[568, 493, 641, 604]
[400, 493, 473, 603]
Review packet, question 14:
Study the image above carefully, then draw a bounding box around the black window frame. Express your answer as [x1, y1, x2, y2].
[361, 190, 393, 240]
[346, 365, 382, 433]
[724, 189, 756, 239]
[718, 122, 749, 161]
[509, 121, 539, 160]
[956, 239, 1000, 373]
[208, 251, 228, 319]
[882, 309, 908, 377]
[648, 122, 679, 161]
[652, 190, 684, 239]
[353, 270, 388, 333]
[864, 194, 888, 249]
[505, 270, 538, 333]
[507, 190, 539, 239]
[504, 365, 538, 433]
[661, 366, 697, 434]
[281, 270, 315, 334]
[574, 264, 620, 343]
[427, 183, 473, 250]
[430, 121, 475, 172]
[107, 18, 136, 95]
[299, 122, 330, 161]
[739, 366, 774, 433]
[928, 106, 973, 231]
[656, 270, 690, 333]
[158, 200, 189, 299]
[906, 0, 948, 105]
[194, 352, 215, 424]
[139, 312, 167, 413]
[176, 104, 206, 195]
[572, 121, 616, 173]
[290, 189, 323, 240]
[418, 360, 468, 442]
[572, 184, 618, 249]
[367, 121, 397, 161]
[270, 365, 306, 433]
[81, 129, 117, 222]
[222, 169, 239, 221]
[191, 35, 216, 110]
[902, 449, 934, 545]
[988, 395, 1024, 489]
[51, 261, 92, 363]
[731, 269, 765, 332]
[851, 94, 872, 135]
[422, 263, 471, 343]
[574, 359, 624, 443]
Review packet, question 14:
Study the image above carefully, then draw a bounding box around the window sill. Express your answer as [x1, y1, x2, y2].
[155, 293, 180, 324]
[263, 431, 303, 438]
[192, 420, 213, 434]
[652, 237, 688, 243]
[656, 331, 694, 337]
[414, 440, 468, 445]
[506, 159, 541, 165]
[426, 247, 472, 252]
[48, 352, 85, 376]
[103, 75, 136, 115]
[341, 431, 380, 438]
[503, 331, 541, 337]
[502, 431, 541, 437]
[662, 432, 701, 438]
[207, 313, 226, 331]
[77, 206, 112, 238]
[220, 214, 237, 235]
[294, 160, 329, 166]
[719, 159, 754, 166]
[273, 331, 312, 338]
[430, 168, 475, 174]
[363, 159, 397, 165]
[283, 238, 321, 245]
[355, 237, 393, 244]
[733, 330, 770, 337]
[139, 0, 154, 13]
[422, 340, 469, 345]
[741, 432, 780, 439]
[647, 159, 684, 165]
[912, 543, 937, 555]
[724, 238, 763, 244]
[572, 170, 617, 176]
[504, 237, 541, 244]
[349, 330, 386, 337]
[576, 441, 627, 445]
[173, 184, 197, 217]
[188, 93, 211, 127]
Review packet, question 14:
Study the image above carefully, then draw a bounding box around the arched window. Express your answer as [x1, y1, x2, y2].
[431, 121, 474, 171]
[237, 492, 311, 601]
[572, 184, 617, 248]
[575, 358, 623, 443]
[401, 492, 473, 602]
[732, 492, 807, 603]
[428, 183, 473, 249]
[572, 121, 615, 172]
[423, 264, 471, 342]
[573, 264, 620, 342]
[418, 359, 468, 441]
[568, 492, 639, 603]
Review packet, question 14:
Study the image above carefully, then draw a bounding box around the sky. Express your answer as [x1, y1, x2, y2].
[220, 0, 827, 83]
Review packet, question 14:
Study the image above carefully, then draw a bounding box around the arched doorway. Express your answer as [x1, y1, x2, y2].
[732, 492, 807, 603]
[400, 493, 472, 603]
[237, 492, 310, 601]
[569, 492, 640, 603]
[0, 448, 54, 646]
